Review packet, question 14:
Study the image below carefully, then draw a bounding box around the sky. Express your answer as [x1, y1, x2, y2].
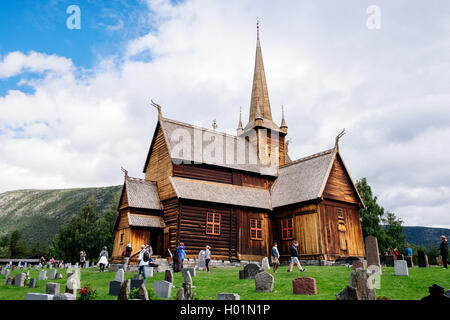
[0, 0, 449, 228]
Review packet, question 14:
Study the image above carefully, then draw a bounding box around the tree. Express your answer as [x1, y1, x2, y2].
[383, 212, 406, 252]
[51, 195, 118, 262]
[9, 230, 28, 258]
[356, 178, 387, 247]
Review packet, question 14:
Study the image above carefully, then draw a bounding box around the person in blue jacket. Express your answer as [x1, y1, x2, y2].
[271, 242, 280, 273]
[287, 240, 306, 272]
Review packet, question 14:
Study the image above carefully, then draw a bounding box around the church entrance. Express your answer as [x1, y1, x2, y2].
[148, 227, 163, 257]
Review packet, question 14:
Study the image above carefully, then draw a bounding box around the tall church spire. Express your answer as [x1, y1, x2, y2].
[248, 19, 272, 123]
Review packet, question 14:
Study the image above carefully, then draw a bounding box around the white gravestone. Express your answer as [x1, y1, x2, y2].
[197, 250, 206, 270]
[394, 260, 409, 276]
[261, 257, 270, 271]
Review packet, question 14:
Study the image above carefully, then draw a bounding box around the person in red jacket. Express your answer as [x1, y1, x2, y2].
[393, 248, 399, 260]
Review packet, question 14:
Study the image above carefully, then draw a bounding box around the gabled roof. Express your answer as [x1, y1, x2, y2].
[271, 148, 336, 208]
[143, 117, 278, 177]
[169, 176, 272, 210]
[128, 213, 165, 228]
[120, 176, 162, 211]
[271, 148, 364, 209]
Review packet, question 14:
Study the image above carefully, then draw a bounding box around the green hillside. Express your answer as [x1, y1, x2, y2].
[402, 226, 450, 248]
[0, 186, 122, 247]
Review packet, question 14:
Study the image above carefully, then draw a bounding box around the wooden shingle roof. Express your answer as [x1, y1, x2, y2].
[128, 213, 165, 228]
[169, 176, 272, 209]
[124, 177, 162, 210]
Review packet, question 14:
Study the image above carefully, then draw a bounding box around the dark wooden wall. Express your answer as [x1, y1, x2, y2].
[162, 198, 179, 256]
[178, 199, 237, 260]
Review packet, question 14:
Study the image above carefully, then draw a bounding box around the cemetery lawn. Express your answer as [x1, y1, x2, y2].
[0, 265, 449, 300]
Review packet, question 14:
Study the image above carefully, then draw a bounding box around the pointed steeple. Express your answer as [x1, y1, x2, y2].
[248, 19, 272, 123]
[280, 105, 287, 134]
[237, 107, 243, 135]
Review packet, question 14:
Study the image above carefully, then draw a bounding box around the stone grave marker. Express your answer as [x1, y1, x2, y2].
[25, 293, 54, 300]
[421, 284, 450, 301]
[131, 279, 145, 290]
[53, 293, 76, 300]
[176, 288, 185, 300]
[293, 277, 317, 295]
[118, 279, 131, 300]
[14, 273, 26, 287]
[183, 270, 192, 286]
[384, 255, 395, 267]
[349, 268, 376, 300]
[217, 293, 240, 300]
[405, 256, 413, 268]
[394, 260, 409, 276]
[445, 290, 450, 298]
[49, 269, 57, 280]
[144, 266, 154, 278]
[4, 269, 10, 281]
[418, 250, 428, 267]
[182, 267, 196, 278]
[46, 282, 60, 295]
[261, 257, 270, 271]
[136, 283, 149, 300]
[164, 270, 173, 283]
[336, 286, 359, 300]
[29, 278, 37, 288]
[109, 269, 125, 296]
[254, 271, 274, 293]
[397, 254, 404, 260]
[66, 273, 80, 295]
[365, 236, 381, 274]
[197, 250, 206, 270]
[153, 280, 172, 299]
[239, 263, 261, 280]
[352, 260, 364, 270]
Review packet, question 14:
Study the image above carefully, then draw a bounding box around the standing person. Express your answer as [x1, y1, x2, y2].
[122, 244, 132, 272]
[205, 245, 211, 273]
[287, 240, 306, 272]
[174, 242, 185, 272]
[79, 251, 86, 269]
[50, 257, 55, 265]
[271, 242, 280, 273]
[393, 248, 399, 260]
[404, 244, 414, 267]
[181, 244, 186, 268]
[440, 236, 448, 269]
[40, 256, 46, 266]
[99, 246, 109, 272]
[138, 244, 149, 280]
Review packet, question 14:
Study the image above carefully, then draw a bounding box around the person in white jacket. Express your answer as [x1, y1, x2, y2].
[138, 244, 149, 280]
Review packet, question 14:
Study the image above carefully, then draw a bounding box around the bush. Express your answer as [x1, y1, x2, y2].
[77, 282, 97, 300]
[129, 287, 139, 299]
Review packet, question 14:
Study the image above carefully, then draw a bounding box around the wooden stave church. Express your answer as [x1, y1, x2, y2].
[111, 27, 366, 264]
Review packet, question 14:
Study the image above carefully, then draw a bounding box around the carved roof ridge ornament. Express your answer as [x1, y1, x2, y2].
[150, 99, 162, 121]
[335, 128, 346, 150]
[121, 167, 128, 178]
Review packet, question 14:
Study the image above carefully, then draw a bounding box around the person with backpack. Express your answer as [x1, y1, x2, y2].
[122, 244, 132, 271]
[98, 246, 109, 272]
[138, 244, 149, 280]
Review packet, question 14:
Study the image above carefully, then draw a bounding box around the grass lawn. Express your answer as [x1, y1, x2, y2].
[0, 265, 449, 300]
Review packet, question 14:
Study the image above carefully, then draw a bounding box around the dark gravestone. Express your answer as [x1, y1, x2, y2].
[293, 277, 317, 295]
[385, 255, 395, 267]
[165, 270, 173, 283]
[421, 284, 450, 301]
[365, 236, 381, 270]
[109, 281, 122, 296]
[397, 254, 404, 260]
[29, 278, 37, 288]
[336, 286, 359, 300]
[418, 251, 428, 267]
[131, 279, 145, 290]
[239, 263, 261, 280]
[405, 256, 413, 268]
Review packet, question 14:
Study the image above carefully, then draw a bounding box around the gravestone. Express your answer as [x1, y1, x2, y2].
[85, 261, 89, 268]
[444, 290, 450, 298]
[14, 273, 26, 287]
[261, 257, 270, 271]
[239, 263, 261, 280]
[405, 256, 413, 268]
[46, 282, 60, 295]
[4, 269, 10, 281]
[365, 236, 381, 274]
[115, 269, 125, 282]
[352, 261, 364, 270]
[183, 270, 192, 286]
[176, 288, 185, 300]
[384, 255, 395, 267]
[394, 260, 409, 276]
[182, 267, 196, 278]
[39, 270, 47, 280]
[217, 293, 240, 300]
[133, 274, 141, 280]
[197, 250, 206, 270]
[349, 269, 376, 300]
[56, 273, 63, 279]
[118, 279, 131, 300]
[49, 269, 57, 280]
[144, 266, 154, 278]
[25, 293, 54, 300]
[109, 268, 125, 296]
[5, 275, 13, 286]
[131, 279, 145, 290]
[164, 270, 173, 283]
[418, 251, 428, 267]
[66, 273, 79, 294]
[293, 277, 317, 295]
[29, 278, 37, 288]
[136, 283, 149, 300]
[53, 293, 76, 300]
[421, 284, 450, 301]
[397, 254, 404, 260]
[153, 280, 172, 299]
[254, 271, 274, 293]
[336, 286, 359, 300]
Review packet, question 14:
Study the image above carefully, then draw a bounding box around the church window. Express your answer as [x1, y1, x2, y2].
[250, 218, 263, 240]
[206, 212, 221, 235]
[281, 218, 294, 240]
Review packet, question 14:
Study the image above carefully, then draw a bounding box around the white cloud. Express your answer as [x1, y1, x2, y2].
[0, 0, 449, 228]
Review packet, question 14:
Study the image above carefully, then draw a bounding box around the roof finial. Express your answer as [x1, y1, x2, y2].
[212, 119, 218, 130]
[256, 17, 260, 40]
[335, 128, 346, 150]
[121, 167, 128, 178]
[150, 99, 162, 121]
